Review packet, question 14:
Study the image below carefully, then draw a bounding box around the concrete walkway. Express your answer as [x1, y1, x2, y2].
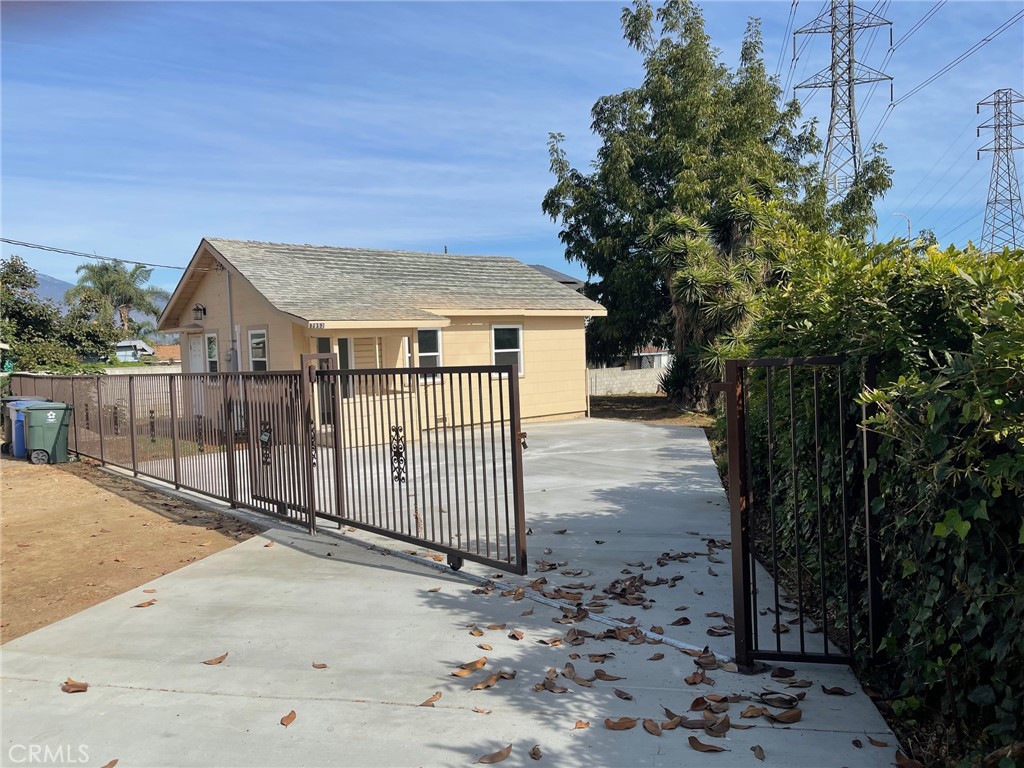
[1, 419, 896, 767]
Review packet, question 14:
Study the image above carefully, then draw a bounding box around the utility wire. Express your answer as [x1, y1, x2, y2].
[862, 0, 946, 113]
[891, 113, 978, 211]
[866, 9, 1023, 146]
[1, 237, 200, 271]
[938, 207, 984, 243]
[915, 162, 988, 225]
[775, 0, 799, 80]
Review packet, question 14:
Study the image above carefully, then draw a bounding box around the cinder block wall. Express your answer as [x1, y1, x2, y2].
[587, 367, 663, 396]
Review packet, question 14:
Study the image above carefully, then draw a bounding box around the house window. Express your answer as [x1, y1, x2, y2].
[248, 330, 268, 371]
[205, 333, 219, 373]
[492, 325, 523, 374]
[416, 329, 441, 368]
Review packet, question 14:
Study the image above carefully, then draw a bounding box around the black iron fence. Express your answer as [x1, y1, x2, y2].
[10, 364, 528, 575]
[722, 356, 883, 668]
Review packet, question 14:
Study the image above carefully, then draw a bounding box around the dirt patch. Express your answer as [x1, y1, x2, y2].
[1, 457, 263, 643]
[589, 394, 714, 428]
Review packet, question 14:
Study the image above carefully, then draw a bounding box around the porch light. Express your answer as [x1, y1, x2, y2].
[192, 303, 207, 321]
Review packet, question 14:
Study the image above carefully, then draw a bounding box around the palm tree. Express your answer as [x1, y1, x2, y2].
[65, 262, 170, 334]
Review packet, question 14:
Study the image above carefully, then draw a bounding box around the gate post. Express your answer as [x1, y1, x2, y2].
[223, 374, 238, 508]
[725, 360, 755, 669]
[96, 376, 106, 466]
[128, 375, 138, 476]
[862, 357, 885, 658]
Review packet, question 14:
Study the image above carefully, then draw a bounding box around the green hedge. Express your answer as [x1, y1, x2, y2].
[744, 239, 1024, 764]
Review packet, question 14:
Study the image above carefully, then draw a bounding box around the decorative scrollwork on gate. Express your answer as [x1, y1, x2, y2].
[259, 420, 272, 466]
[112, 403, 121, 436]
[195, 414, 205, 453]
[390, 425, 406, 484]
[84, 404, 90, 432]
[309, 418, 318, 468]
[149, 409, 156, 443]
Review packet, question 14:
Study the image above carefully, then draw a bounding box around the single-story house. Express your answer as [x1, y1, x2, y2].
[157, 238, 606, 422]
[113, 339, 154, 363]
[152, 344, 181, 364]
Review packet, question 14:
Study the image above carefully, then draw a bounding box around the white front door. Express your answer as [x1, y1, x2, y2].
[189, 335, 204, 373]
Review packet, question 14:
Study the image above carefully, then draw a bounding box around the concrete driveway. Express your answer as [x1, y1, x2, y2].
[1, 419, 897, 767]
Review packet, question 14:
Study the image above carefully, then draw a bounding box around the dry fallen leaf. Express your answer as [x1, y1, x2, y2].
[100, 761, 119, 768]
[198, 540, 212, 547]
[478, 643, 493, 651]
[771, 667, 796, 678]
[428, 587, 441, 593]
[509, 629, 524, 641]
[821, 685, 855, 696]
[648, 653, 665, 661]
[473, 707, 492, 715]
[764, 707, 802, 725]
[553, 529, 567, 535]
[529, 745, 542, 761]
[853, 739, 863, 748]
[472, 673, 501, 691]
[419, 691, 442, 707]
[521, 608, 534, 616]
[643, 719, 662, 736]
[201, 652, 228, 665]
[263, 541, 275, 548]
[613, 688, 633, 701]
[452, 657, 488, 677]
[60, 677, 89, 694]
[142, 589, 157, 594]
[280, 710, 296, 727]
[741, 705, 767, 718]
[895, 751, 925, 768]
[594, 669, 623, 681]
[132, 599, 157, 608]
[751, 745, 765, 761]
[487, 623, 507, 631]
[604, 717, 638, 731]
[476, 744, 512, 764]
[312, 662, 328, 669]
[470, 627, 485, 637]
[573, 720, 590, 730]
[688, 736, 728, 752]
[868, 737, 889, 748]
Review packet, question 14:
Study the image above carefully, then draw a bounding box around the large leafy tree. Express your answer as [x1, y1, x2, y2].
[1, 255, 119, 371]
[543, 0, 891, 405]
[65, 261, 169, 333]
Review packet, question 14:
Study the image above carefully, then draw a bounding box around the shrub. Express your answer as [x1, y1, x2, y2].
[744, 239, 1024, 765]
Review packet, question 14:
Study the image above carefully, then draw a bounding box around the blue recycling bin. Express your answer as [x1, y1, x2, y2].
[1, 395, 48, 455]
[4, 400, 42, 458]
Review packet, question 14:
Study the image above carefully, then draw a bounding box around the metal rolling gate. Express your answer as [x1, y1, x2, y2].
[722, 356, 884, 668]
[9, 362, 528, 575]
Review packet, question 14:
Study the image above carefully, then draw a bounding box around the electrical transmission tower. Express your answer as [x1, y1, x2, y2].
[795, 1, 892, 200]
[977, 88, 1024, 253]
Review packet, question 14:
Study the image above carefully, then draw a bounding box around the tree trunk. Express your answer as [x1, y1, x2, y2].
[118, 305, 131, 332]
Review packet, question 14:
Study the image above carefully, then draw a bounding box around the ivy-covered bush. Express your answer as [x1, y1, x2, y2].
[745, 237, 1023, 765]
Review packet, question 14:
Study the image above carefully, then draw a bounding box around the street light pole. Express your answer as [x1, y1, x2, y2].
[893, 212, 911, 241]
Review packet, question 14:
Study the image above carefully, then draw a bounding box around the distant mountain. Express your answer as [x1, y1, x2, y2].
[33, 273, 75, 306]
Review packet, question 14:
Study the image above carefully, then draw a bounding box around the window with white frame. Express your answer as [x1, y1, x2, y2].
[248, 330, 268, 371]
[205, 333, 219, 373]
[492, 325, 523, 374]
[416, 329, 441, 368]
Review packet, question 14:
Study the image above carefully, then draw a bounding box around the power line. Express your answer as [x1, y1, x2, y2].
[891, 112, 977, 211]
[937, 207, 984, 243]
[862, 0, 946, 113]
[865, 9, 1023, 147]
[775, 1, 800, 80]
[915, 162, 988, 226]
[0, 238, 195, 271]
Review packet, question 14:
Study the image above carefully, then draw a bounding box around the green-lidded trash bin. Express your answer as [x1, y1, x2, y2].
[1, 395, 48, 454]
[19, 402, 73, 465]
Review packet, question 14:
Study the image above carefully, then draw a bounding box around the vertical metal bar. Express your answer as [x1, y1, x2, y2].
[477, 372, 490, 557]
[467, 371, 479, 554]
[70, 376, 79, 457]
[726, 361, 754, 669]
[441, 372, 454, 546]
[862, 357, 884, 658]
[223, 375, 238, 507]
[507, 365, 527, 574]
[430, 375, 442, 543]
[498, 373, 510, 563]
[169, 374, 181, 488]
[488, 372, 499, 560]
[300, 362, 317, 535]
[128, 375, 138, 476]
[837, 364, 854, 654]
[766, 367, 781, 653]
[813, 368, 828, 653]
[332, 374, 345, 523]
[744, 368, 759, 651]
[455, 373, 467, 551]
[788, 365, 804, 655]
[96, 376, 106, 466]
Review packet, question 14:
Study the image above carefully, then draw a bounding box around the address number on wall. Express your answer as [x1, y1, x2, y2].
[308, 322, 325, 329]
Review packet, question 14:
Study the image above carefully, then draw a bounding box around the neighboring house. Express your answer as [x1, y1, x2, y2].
[157, 238, 606, 422]
[113, 339, 154, 363]
[625, 345, 673, 370]
[152, 344, 181, 364]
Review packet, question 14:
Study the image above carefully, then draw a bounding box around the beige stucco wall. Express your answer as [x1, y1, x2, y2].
[173, 268, 303, 374]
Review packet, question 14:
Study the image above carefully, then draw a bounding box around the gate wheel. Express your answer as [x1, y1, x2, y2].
[29, 449, 49, 465]
[447, 554, 464, 572]
[0, 442, 8, 454]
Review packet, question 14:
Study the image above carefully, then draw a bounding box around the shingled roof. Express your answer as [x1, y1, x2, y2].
[200, 238, 604, 323]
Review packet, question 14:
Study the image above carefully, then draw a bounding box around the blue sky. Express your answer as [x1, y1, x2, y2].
[2, 1, 1022, 293]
